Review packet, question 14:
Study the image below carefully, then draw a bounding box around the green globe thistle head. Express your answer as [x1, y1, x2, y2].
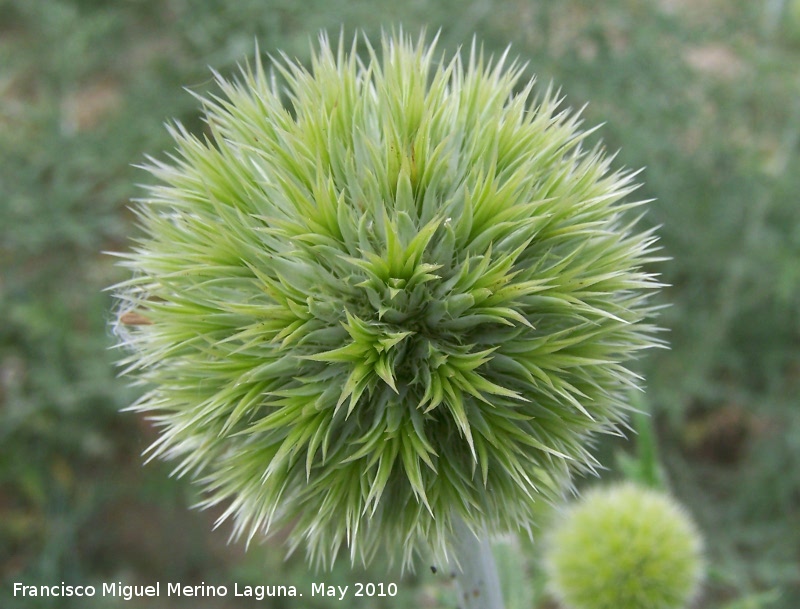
[111, 30, 664, 569]
[545, 483, 704, 609]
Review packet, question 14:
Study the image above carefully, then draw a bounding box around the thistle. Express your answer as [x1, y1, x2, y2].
[111, 31, 663, 569]
[544, 483, 704, 609]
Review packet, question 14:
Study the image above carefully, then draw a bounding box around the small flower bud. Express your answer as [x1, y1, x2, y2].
[545, 483, 704, 609]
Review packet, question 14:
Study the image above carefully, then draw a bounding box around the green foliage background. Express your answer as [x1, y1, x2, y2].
[1, 0, 798, 607]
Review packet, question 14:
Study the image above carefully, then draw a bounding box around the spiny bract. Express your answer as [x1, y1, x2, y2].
[545, 483, 704, 609]
[111, 31, 664, 568]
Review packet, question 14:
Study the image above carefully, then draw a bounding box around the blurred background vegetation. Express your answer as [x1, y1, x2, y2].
[1, 0, 798, 607]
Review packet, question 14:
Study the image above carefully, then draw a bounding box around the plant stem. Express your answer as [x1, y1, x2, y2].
[449, 517, 505, 609]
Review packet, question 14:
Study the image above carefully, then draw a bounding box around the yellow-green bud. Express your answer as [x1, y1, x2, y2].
[545, 483, 704, 609]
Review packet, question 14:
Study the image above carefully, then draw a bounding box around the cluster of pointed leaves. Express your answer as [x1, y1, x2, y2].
[112, 31, 664, 569]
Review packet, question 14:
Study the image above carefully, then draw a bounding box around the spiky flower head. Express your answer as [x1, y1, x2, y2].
[545, 483, 704, 609]
[111, 31, 663, 568]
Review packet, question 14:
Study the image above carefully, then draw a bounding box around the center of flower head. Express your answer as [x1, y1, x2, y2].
[301, 195, 533, 427]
